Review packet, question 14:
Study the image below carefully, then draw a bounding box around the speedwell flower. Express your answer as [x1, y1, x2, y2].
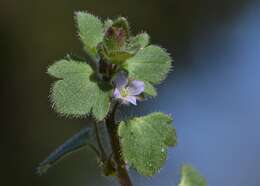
[113, 72, 144, 105]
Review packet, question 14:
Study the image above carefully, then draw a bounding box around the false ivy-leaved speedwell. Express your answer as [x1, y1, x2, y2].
[37, 11, 207, 186]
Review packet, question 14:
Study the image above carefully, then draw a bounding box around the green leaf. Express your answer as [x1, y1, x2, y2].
[112, 17, 130, 38]
[104, 19, 113, 32]
[98, 43, 134, 65]
[107, 50, 134, 65]
[37, 127, 90, 175]
[125, 45, 172, 84]
[127, 32, 150, 52]
[48, 59, 111, 120]
[179, 165, 207, 186]
[102, 32, 150, 65]
[47, 59, 92, 79]
[144, 81, 157, 97]
[118, 112, 177, 176]
[75, 11, 104, 59]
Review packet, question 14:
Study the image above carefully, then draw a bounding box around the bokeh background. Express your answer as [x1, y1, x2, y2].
[1, 0, 260, 185]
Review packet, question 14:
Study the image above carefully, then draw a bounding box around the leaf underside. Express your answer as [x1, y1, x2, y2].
[37, 127, 90, 175]
[118, 112, 177, 176]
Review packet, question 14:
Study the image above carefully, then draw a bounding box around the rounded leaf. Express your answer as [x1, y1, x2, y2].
[125, 45, 172, 84]
[118, 112, 177, 176]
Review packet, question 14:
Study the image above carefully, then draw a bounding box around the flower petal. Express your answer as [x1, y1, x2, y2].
[114, 72, 128, 89]
[127, 80, 145, 96]
[113, 88, 121, 98]
[126, 96, 137, 105]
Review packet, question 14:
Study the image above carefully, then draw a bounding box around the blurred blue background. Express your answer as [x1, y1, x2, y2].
[1, 0, 260, 186]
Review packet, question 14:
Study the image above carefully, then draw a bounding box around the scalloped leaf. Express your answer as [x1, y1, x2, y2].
[125, 45, 172, 84]
[179, 165, 207, 186]
[37, 127, 90, 175]
[118, 112, 177, 176]
[75, 11, 104, 59]
[48, 59, 111, 120]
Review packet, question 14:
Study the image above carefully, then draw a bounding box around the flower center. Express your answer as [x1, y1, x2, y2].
[120, 88, 128, 97]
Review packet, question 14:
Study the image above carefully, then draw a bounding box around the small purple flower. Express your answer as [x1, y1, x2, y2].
[113, 72, 144, 105]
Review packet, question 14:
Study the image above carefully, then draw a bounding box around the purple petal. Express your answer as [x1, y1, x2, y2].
[113, 88, 121, 98]
[126, 96, 137, 105]
[114, 72, 128, 89]
[127, 80, 145, 96]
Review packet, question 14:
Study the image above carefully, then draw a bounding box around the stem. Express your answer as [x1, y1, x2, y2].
[93, 121, 107, 161]
[106, 103, 133, 186]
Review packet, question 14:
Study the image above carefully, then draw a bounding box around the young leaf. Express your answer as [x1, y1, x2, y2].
[144, 81, 157, 97]
[179, 165, 207, 186]
[104, 19, 113, 32]
[127, 32, 150, 52]
[105, 50, 134, 65]
[76, 11, 104, 59]
[48, 59, 111, 120]
[125, 45, 172, 84]
[101, 33, 150, 66]
[37, 127, 90, 175]
[112, 17, 130, 38]
[118, 112, 177, 176]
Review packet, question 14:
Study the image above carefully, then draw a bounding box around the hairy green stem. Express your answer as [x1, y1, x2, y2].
[106, 103, 133, 186]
